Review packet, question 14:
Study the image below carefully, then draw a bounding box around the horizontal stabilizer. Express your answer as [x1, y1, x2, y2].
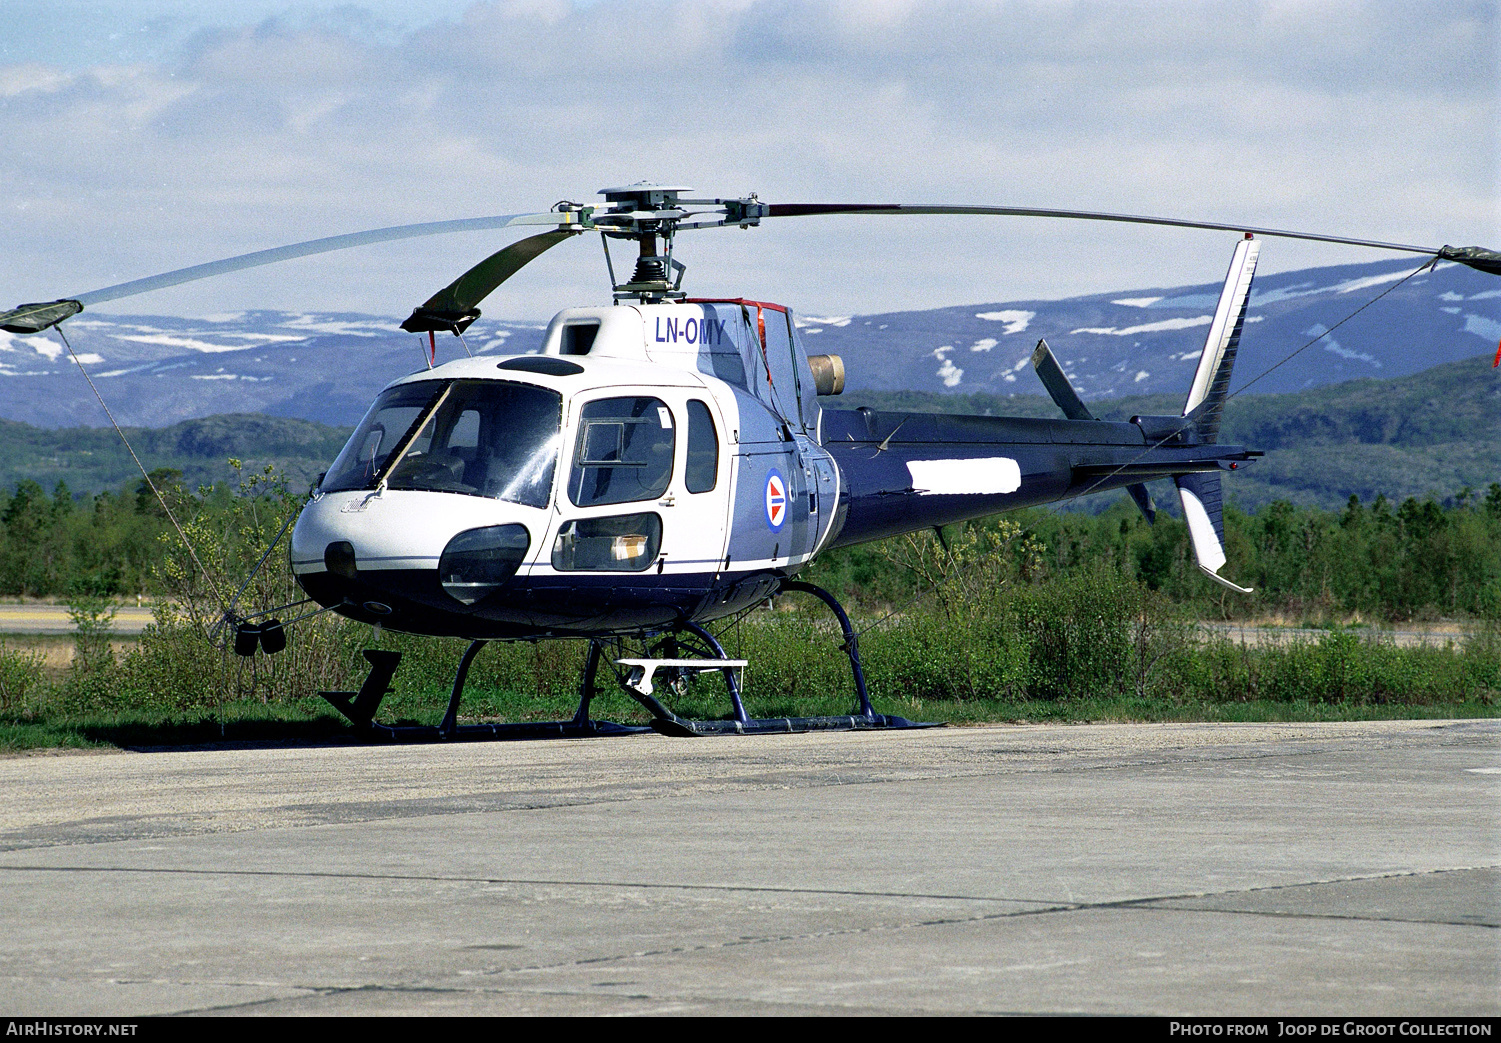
[1031, 339, 1094, 421]
[1175, 471, 1252, 594]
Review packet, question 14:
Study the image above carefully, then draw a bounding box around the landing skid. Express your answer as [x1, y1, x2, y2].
[320, 642, 650, 742]
[320, 581, 938, 742]
[646, 713, 934, 737]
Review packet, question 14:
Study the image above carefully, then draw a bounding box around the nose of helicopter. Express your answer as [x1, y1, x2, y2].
[291, 489, 545, 632]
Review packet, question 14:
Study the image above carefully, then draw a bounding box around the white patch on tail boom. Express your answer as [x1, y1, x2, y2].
[907, 457, 1022, 495]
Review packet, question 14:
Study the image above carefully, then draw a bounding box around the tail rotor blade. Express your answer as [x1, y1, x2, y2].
[1126, 482, 1157, 525]
[1030, 338, 1094, 421]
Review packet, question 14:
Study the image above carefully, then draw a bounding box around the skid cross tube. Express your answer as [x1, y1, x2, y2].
[621, 588, 938, 737]
[438, 639, 488, 735]
[778, 580, 876, 718]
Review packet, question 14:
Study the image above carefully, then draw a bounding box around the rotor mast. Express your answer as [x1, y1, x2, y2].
[593, 183, 767, 303]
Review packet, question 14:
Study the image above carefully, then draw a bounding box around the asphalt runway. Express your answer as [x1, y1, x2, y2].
[0, 603, 1468, 647]
[0, 721, 1495, 1016]
[0, 603, 155, 635]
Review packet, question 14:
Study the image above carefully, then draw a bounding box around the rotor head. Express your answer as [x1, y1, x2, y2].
[592, 183, 764, 302]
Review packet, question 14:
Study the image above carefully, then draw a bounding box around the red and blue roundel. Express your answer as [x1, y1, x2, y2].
[764, 470, 787, 530]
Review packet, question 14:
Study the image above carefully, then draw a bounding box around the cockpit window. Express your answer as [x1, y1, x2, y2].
[568, 397, 675, 507]
[322, 380, 562, 508]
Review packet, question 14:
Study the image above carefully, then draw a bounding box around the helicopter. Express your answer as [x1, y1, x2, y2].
[3, 183, 1498, 739]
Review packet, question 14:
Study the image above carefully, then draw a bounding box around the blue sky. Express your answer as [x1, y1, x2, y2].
[3, 1, 1496, 320]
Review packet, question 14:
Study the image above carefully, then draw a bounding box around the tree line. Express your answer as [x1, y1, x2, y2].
[0, 468, 1496, 623]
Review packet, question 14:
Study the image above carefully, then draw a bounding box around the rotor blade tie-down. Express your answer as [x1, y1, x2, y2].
[51, 325, 230, 616]
[1225, 255, 1431, 399]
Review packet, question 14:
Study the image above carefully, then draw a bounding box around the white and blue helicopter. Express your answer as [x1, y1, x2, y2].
[4, 184, 1498, 738]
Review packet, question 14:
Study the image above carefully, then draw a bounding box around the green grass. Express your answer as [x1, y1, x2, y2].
[2, 568, 1494, 753]
[2, 684, 1493, 754]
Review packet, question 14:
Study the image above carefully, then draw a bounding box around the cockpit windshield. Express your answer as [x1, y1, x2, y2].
[321, 379, 562, 508]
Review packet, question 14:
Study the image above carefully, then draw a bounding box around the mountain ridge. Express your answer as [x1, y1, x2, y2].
[0, 353, 1490, 513]
[0, 255, 1495, 429]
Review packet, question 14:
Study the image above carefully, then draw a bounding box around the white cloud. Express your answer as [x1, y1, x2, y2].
[970, 337, 997, 352]
[0, 2, 1493, 322]
[1112, 297, 1163, 308]
[936, 357, 963, 387]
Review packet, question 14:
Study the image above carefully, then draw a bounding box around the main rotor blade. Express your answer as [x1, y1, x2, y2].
[763, 202, 1497, 266]
[68, 211, 581, 307]
[400, 229, 579, 335]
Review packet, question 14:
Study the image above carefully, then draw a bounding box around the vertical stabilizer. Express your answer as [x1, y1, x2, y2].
[1175, 471, 1252, 594]
[1183, 237, 1260, 444]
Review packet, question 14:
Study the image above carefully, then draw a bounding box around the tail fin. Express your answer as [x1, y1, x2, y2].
[1183, 236, 1259, 444]
[1175, 471, 1251, 594]
[1175, 237, 1260, 593]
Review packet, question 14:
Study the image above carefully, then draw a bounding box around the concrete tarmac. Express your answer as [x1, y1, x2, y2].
[0, 721, 1495, 1016]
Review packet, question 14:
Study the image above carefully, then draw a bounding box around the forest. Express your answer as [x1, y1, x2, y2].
[0, 456, 1491, 754]
[0, 466, 1495, 624]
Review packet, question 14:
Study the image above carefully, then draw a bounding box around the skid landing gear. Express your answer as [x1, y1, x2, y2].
[616, 582, 938, 737]
[320, 582, 935, 742]
[321, 642, 649, 742]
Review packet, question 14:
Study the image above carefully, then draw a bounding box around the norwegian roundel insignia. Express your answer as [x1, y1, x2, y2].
[764, 470, 787, 531]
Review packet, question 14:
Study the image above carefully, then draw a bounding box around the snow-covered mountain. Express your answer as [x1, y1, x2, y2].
[0, 312, 551, 428]
[798, 256, 1501, 403]
[1, 256, 1496, 429]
